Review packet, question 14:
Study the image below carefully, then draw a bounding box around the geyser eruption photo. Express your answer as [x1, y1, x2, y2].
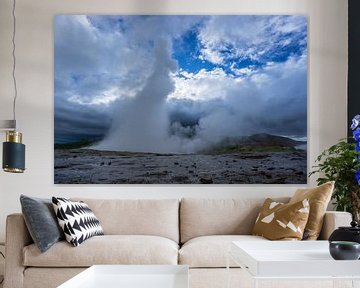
[54, 15, 308, 184]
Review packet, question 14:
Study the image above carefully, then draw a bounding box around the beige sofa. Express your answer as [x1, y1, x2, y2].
[4, 198, 352, 288]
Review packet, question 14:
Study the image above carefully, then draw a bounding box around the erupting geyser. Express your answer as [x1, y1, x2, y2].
[94, 38, 177, 153]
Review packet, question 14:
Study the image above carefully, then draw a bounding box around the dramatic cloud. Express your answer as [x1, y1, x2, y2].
[164, 54, 306, 152]
[54, 15, 307, 153]
[197, 15, 307, 66]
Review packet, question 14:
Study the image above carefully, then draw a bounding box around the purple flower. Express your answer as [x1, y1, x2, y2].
[350, 115, 360, 186]
[354, 128, 360, 142]
[356, 167, 360, 186]
[352, 115, 360, 130]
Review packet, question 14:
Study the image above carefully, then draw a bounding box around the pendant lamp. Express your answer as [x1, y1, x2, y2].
[1, 0, 26, 173]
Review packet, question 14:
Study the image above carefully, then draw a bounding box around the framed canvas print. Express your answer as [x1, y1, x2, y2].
[54, 15, 307, 184]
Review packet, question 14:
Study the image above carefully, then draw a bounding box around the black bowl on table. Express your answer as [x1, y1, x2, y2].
[329, 241, 360, 260]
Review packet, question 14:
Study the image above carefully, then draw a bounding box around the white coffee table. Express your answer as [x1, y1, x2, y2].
[58, 265, 189, 288]
[228, 241, 360, 288]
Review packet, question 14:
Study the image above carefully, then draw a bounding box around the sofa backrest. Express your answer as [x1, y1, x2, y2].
[73, 198, 180, 243]
[180, 198, 289, 243]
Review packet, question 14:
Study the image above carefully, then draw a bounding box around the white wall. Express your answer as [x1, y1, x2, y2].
[0, 0, 348, 242]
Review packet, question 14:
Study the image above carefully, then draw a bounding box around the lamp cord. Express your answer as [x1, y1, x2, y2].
[11, 0, 17, 129]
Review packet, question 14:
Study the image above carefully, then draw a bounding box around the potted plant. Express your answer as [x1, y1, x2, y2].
[310, 115, 360, 222]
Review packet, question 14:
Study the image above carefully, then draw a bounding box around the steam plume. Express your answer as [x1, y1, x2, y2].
[94, 38, 177, 152]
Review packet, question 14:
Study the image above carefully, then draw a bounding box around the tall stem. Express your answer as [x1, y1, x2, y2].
[351, 190, 360, 223]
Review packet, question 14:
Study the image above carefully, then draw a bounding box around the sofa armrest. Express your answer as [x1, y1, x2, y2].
[318, 211, 352, 240]
[4, 214, 32, 288]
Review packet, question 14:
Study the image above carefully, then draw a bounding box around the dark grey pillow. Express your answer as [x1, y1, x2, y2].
[20, 195, 64, 253]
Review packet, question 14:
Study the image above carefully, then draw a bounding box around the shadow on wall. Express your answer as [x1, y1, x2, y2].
[129, 0, 173, 13]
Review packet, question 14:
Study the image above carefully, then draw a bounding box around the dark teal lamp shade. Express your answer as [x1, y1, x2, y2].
[2, 131, 25, 173]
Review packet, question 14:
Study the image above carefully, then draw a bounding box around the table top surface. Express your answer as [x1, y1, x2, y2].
[58, 265, 189, 288]
[231, 240, 360, 278]
[232, 240, 335, 261]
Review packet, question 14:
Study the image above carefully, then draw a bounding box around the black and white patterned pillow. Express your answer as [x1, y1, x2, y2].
[52, 197, 104, 247]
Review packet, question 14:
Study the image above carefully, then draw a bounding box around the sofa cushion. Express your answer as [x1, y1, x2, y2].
[252, 198, 310, 240]
[20, 195, 64, 253]
[180, 198, 288, 243]
[179, 235, 267, 268]
[72, 198, 179, 243]
[52, 197, 104, 247]
[24, 268, 86, 288]
[23, 235, 178, 267]
[290, 181, 334, 240]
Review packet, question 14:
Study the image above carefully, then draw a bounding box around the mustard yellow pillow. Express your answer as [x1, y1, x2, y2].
[289, 181, 334, 240]
[252, 198, 310, 240]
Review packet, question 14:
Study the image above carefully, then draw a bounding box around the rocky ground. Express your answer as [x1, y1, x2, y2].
[54, 149, 307, 184]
